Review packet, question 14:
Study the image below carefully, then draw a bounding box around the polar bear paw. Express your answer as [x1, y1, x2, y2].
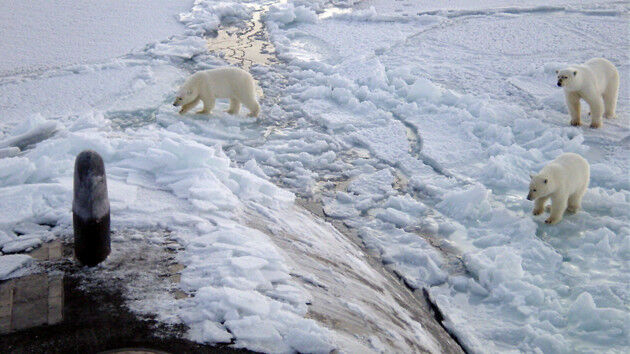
[545, 216, 561, 224]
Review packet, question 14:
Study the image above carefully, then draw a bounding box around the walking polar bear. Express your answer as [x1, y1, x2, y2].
[173, 67, 260, 117]
[527, 153, 590, 225]
[557, 58, 619, 128]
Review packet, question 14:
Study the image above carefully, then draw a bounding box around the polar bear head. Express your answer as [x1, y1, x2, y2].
[173, 86, 197, 107]
[527, 173, 554, 200]
[556, 68, 581, 90]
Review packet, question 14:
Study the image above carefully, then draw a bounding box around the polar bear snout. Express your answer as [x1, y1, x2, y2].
[526, 192, 533, 201]
[556, 72, 571, 88]
[173, 97, 182, 106]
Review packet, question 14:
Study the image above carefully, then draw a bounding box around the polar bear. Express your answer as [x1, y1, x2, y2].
[556, 58, 619, 128]
[173, 67, 260, 117]
[527, 153, 590, 224]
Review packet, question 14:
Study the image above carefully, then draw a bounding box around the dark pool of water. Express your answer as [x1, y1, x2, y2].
[0, 239, 252, 353]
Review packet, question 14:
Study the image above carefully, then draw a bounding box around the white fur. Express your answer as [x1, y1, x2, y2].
[557, 58, 619, 128]
[173, 67, 260, 117]
[527, 153, 590, 224]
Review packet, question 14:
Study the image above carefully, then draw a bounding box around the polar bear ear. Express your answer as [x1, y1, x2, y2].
[573, 71, 577, 76]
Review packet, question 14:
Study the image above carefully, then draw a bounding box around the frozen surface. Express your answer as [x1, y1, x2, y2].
[1, 0, 628, 353]
[0, 0, 194, 76]
[0, 254, 33, 280]
[0, 0, 452, 352]
[243, 0, 629, 352]
[0, 115, 59, 150]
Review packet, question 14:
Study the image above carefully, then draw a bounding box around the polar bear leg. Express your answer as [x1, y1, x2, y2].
[603, 78, 619, 119]
[567, 184, 587, 213]
[585, 94, 604, 128]
[198, 96, 215, 114]
[565, 92, 581, 126]
[533, 196, 548, 215]
[179, 97, 200, 115]
[546, 196, 567, 224]
[226, 98, 241, 115]
[567, 192, 583, 214]
[242, 95, 260, 117]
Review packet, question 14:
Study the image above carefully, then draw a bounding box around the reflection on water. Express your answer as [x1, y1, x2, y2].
[0, 272, 64, 334]
[207, 2, 355, 69]
[207, 5, 275, 72]
[206, 4, 277, 100]
[0, 232, 189, 339]
[1, 240, 65, 334]
[29, 240, 63, 261]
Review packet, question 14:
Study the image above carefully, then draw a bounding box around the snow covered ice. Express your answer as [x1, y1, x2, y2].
[1, 0, 629, 353]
